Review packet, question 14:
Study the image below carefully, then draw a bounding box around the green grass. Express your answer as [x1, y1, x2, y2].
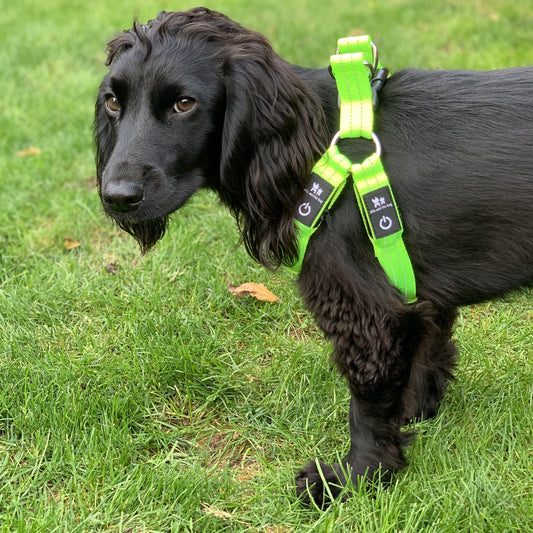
[1, 0, 532, 531]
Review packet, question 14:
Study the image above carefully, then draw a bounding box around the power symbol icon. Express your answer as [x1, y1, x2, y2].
[379, 216, 393, 231]
[298, 202, 312, 217]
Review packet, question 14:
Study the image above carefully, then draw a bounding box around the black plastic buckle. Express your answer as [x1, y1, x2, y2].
[371, 68, 389, 109]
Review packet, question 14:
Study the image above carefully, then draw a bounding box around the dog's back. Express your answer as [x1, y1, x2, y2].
[374, 67, 533, 305]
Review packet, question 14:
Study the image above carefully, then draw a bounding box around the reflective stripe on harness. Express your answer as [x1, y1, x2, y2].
[287, 36, 417, 303]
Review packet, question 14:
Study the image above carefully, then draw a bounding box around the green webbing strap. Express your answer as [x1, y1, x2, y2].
[291, 146, 353, 273]
[287, 36, 417, 303]
[331, 35, 377, 140]
[330, 51, 373, 139]
[337, 35, 375, 60]
[351, 153, 417, 302]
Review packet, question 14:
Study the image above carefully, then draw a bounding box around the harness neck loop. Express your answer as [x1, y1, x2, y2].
[287, 36, 417, 304]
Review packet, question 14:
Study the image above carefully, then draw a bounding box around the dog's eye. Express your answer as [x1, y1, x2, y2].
[105, 95, 120, 115]
[173, 97, 196, 113]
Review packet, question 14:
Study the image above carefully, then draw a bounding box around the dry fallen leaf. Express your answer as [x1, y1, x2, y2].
[228, 282, 279, 302]
[64, 238, 81, 251]
[17, 147, 42, 157]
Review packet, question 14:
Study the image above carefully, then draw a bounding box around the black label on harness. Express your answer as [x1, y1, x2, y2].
[362, 186, 402, 238]
[294, 173, 335, 227]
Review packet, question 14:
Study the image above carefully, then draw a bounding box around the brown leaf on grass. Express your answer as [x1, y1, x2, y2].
[228, 282, 279, 302]
[17, 147, 42, 156]
[63, 238, 80, 251]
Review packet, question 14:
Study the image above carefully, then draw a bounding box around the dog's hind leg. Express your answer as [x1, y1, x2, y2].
[400, 306, 458, 424]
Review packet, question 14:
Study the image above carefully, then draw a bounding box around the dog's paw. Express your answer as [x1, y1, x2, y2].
[295, 460, 345, 508]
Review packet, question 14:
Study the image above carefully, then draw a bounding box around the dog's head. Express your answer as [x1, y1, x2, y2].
[95, 7, 328, 266]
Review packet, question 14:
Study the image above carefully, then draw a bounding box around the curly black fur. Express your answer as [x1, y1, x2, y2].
[95, 7, 533, 507]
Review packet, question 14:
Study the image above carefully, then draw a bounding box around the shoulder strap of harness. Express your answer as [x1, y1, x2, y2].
[287, 36, 417, 303]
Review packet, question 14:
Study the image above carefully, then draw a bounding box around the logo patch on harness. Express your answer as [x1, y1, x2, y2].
[294, 173, 335, 227]
[362, 186, 401, 238]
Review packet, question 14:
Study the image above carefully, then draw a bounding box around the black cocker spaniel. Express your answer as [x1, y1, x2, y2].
[95, 7, 533, 507]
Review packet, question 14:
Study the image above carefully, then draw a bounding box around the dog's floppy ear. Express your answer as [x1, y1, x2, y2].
[94, 88, 115, 189]
[219, 43, 328, 269]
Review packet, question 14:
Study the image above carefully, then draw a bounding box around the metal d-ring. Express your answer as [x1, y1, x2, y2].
[330, 131, 382, 158]
[363, 41, 379, 77]
[372, 131, 382, 157]
[330, 131, 342, 147]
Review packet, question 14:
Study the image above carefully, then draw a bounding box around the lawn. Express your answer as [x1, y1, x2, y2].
[0, 0, 532, 531]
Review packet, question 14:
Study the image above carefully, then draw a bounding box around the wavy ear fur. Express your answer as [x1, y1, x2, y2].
[96, 8, 329, 268]
[219, 43, 329, 269]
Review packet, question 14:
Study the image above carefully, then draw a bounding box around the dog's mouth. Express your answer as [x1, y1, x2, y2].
[114, 216, 168, 254]
[99, 166, 207, 253]
[98, 175, 182, 253]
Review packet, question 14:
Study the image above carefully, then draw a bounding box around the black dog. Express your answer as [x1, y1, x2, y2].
[95, 8, 533, 506]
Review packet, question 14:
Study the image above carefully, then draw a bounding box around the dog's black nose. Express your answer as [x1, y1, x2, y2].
[102, 182, 145, 212]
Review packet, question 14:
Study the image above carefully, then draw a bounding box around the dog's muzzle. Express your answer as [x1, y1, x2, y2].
[102, 181, 145, 213]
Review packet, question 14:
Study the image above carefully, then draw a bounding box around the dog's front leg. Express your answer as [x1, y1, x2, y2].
[295, 291, 423, 507]
[296, 374, 411, 507]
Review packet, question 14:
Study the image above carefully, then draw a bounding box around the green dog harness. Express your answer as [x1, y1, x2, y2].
[288, 36, 417, 303]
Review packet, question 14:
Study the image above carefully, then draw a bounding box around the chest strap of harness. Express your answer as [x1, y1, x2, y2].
[287, 36, 417, 303]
